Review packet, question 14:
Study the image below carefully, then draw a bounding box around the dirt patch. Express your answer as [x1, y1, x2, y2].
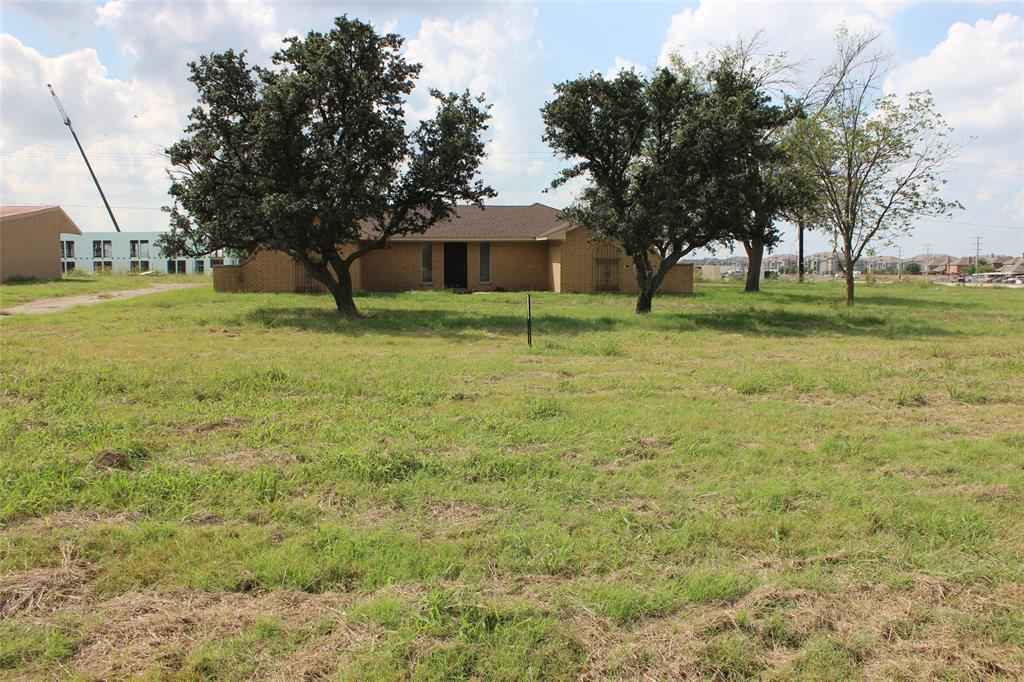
[616, 436, 674, 460]
[1, 283, 204, 315]
[3, 510, 141, 533]
[425, 500, 486, 521]
[93, 449, 135, 471]
[195, 449, 296, 469]
[195, 417, 249, 432]
[949, 483, 1020, 501]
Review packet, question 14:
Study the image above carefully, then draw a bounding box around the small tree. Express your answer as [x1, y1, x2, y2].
[159, 17, 494, 315]
[792, 29, 962, 305]
[541, 68, 753, 314]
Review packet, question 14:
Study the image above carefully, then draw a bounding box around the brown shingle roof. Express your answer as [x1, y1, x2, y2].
[0, 205, 56, 219]
[389, 203, 569, 241]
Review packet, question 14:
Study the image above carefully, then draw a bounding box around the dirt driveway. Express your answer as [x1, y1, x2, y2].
[1, 283, 205, 315]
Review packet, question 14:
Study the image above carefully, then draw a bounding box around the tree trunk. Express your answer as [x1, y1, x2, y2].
[743, 239, 764, 293]
[797, 221, 805, 283]
[843, 243, 855, 306]
[635, 287, 654, 314]
[325, 277, 360, 316]
[294, 252, 362, 316]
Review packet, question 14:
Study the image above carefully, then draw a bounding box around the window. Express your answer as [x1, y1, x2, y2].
[479, 242, 491, 283]
[140, 261, 149, 272]
[93, 240, 112, 258]
[129, 240, 150, 258]
[209, 258, 224, 267]
[61, 240, 75, 259]
[62, 262, 76, 273]
[194, 260, 205, 274]
[93, 261, 111, 272]
[167, 260, 186, 274]
[421, 243, 432, 284]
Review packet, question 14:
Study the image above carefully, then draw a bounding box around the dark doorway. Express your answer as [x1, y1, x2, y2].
[443, 243, 468, 289]
[593, 241, 620, 291]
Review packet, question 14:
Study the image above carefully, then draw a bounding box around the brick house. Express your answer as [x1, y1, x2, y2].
[213, 203, 693, 295]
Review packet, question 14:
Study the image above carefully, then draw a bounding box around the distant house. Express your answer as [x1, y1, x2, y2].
[58, 230, 239, 275]
[213, 203, 694, 295]
[806, 251, 839, 275]
[909, 254, 953, 275]
[0, 205, 82, 281]
[999, 256, 1024, 275]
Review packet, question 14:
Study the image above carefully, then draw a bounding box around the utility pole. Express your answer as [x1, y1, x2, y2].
[797, 220, 805, 283]
[972, 236, 982, 283]
[47, 83, 121, 232]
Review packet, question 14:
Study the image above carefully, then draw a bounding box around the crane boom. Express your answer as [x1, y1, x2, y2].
[47, 83, 122, 232]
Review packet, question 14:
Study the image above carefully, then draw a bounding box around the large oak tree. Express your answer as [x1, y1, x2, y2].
[159, 16, 494, 315]
[542, 62, 794, 313]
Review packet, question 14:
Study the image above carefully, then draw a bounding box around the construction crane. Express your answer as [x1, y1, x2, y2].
[46, 83, 121, 232]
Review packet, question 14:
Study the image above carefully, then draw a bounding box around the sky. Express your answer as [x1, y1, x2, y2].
[1, 0, 1022, 260]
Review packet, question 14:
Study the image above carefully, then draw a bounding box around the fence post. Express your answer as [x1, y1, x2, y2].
[527, 294, 532, 348]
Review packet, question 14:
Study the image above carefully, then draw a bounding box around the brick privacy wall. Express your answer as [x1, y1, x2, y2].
[559, 227, 693, 294]
[213, 247, 361, 293]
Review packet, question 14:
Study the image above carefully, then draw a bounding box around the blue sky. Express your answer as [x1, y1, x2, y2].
[1, 1, 1022, 258]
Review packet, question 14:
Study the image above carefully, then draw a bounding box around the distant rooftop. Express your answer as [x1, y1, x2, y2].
[0, 205, 57, 218]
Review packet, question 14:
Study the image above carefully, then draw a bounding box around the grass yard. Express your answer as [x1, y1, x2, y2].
[1, 280, 1022, 680]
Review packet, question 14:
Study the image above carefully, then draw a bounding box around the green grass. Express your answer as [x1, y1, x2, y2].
[0, 272, 209, 309]
[1, 279, 1022, 679]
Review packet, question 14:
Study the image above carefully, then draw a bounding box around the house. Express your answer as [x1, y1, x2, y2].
[999, 256, 1024, 275]
[806, 251, 839, 275]
[213, 203, 694, 295]
[863, 255, 900, 273]
[909, 254, 952, 275]
[0, 205, 83, 281]
[57, 230, 239, 274]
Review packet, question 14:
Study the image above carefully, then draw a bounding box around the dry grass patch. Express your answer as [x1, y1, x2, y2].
[67, 590, 374, 679]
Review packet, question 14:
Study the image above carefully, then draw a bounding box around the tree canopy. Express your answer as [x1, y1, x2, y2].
[159, 16, 494, 315]
[542, 64, 781, 313]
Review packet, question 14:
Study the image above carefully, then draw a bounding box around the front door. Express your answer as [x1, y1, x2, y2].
[443, 243, 468, 289]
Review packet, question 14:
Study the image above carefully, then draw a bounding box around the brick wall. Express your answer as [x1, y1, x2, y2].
[548, 242, 562, 293]
[473, 242, 550, 290]
[361, 242, 437, 291]
[558, 227, 596, 293]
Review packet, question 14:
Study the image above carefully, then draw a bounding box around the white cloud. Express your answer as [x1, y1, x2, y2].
[0, 34, 182, 231]
[405, 5, 551, 203]
[886, 13, 1024, 247]
[606, 56, 645, 78]
[658, 1, 1024, 257]
[656, 0, 895, 75]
